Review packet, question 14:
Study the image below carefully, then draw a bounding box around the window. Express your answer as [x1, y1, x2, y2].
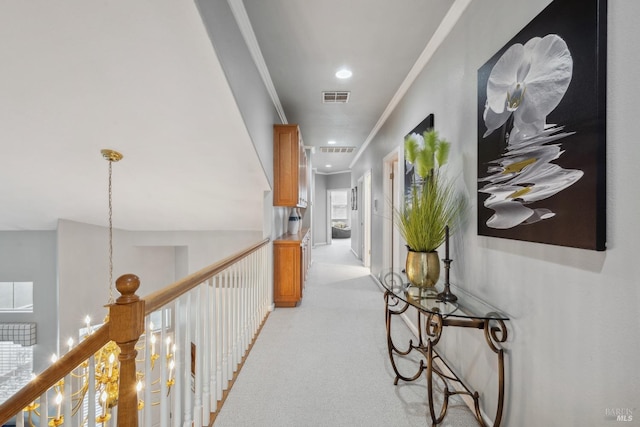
[0, 282, 34, 312]
[331, 190, 349, 224]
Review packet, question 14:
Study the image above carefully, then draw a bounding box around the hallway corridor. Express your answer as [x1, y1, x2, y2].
[213, 239, 477, 426]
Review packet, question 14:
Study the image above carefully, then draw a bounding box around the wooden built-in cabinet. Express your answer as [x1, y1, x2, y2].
[273, 228, 311, 307]
[273, 124, 311, 307]
[274, 124, 308, 208]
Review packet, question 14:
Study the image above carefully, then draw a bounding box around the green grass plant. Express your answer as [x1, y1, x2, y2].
[396, 129, 466, 252]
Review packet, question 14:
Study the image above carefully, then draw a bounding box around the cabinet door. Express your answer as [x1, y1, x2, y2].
[274, 243, 301, 307]
[273, 125, 300, 206]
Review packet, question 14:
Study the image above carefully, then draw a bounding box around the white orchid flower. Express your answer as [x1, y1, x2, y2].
[483, 34, 573, 140]
[479, 126, 583, 229]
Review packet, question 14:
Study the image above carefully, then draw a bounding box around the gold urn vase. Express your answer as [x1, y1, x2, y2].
[406, 250, 440, 288]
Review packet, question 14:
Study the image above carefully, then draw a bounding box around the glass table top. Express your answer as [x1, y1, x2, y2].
[379, 270, 509, 321]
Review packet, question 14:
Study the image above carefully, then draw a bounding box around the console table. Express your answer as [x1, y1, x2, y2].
[380, 270, 509, 427]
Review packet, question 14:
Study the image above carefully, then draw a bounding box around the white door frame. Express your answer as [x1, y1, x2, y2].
[383, 148, 401, 272]
[364, 171, 371, 268]
[356, 176, 364, 260]
[326, 190, 332, 246]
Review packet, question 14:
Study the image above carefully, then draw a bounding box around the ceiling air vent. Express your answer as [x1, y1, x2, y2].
[319, 146, 356, 154]
[322, 91, 350, 103]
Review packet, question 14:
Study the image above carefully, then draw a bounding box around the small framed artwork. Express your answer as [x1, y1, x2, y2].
[477, 0, 607, 250]
[353, 187, 358, 211]
[351, 188, 355, 210]
[404, 114, 434, 198]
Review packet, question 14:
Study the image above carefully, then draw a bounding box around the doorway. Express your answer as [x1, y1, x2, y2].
[357, 171, 372, 268]
[327, 189, 351, 245]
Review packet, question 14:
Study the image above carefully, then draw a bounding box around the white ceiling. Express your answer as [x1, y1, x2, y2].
[0, 0, 456, 231]
[242, 0, 453, 173]
[0, 0, 269, 231]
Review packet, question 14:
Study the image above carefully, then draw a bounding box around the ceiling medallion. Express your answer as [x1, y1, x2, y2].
[101, 149, 123, 162]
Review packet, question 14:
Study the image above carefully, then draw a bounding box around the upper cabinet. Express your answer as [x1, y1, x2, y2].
[274, 124, 308, 207]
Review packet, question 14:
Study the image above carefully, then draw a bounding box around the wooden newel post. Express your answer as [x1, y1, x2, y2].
[109, 274, 145, 427]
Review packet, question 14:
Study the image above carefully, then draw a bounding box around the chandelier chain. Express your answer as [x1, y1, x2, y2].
[108, 160, 114, 305]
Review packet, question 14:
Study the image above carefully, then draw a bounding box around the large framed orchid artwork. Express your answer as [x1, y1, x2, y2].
[477, 0, 607, 251]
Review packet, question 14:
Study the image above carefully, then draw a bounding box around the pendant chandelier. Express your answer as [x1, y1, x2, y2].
[23, 150, 175, 426]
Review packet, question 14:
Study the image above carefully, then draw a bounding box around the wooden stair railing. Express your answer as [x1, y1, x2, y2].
[0, 237, 270, 426]
[144, 238, 269, 313]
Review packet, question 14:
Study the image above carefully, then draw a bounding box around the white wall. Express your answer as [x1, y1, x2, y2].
[326, 172, 351, 190]
[0, 231, 57, 372]
[352, 0, 640, 425]
[195, 0, 293, 243]
[313, 173, 328, 245]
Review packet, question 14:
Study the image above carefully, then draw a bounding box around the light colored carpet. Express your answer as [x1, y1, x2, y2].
[213, 239, 478, 426]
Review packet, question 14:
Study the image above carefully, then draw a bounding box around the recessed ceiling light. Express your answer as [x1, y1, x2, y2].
[335, 69, 352, 79]
[328, 140, 336, 145]
[325, 164, 332, 168]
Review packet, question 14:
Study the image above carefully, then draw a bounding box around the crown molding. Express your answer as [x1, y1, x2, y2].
[314, 169, 351, 176]
[227, 0, 288, 124]
[349, 0, 472, 168]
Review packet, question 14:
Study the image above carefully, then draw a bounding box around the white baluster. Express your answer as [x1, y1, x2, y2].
[238, 260, 244, 358]
[241, 260, 247, 357]
[235, 263, 241, 369]
[221, 269, 227, 387]
[258, 248, 263, 322]
[239, 259, 246, 356]
[160, 309, 168, 427]
[252, 253, 258, 338]
[227, 266, 236, 379]
[88, 356, 95, 427]
[209, 276, 218, 411]
[258, 247, 263, 320]
[16, 408, 24, 427]
[38, 392, 47, 427]
[216, 275, 224, 399]
[247, 256, 253, 348]
[173, 299, 182, 427]
[183, 292, 193, 427]
[193, 286, 202, 427]
[246, 258, 255, 351]
[202, 280, 211, 423]
[63, 372, 72, 426]
[237, 262, 243, 364]
[226, 268, 234, 381]
[144, 318, 152, 427]
[246, 255, 252, 343]
[263, 246, 268, 317]
[261, 246, 267, 317]
[246, 255, 251, 339]
[252, 251, 257, 326]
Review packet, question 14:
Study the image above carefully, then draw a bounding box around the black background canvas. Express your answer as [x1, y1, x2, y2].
[477, 0, 607, 250]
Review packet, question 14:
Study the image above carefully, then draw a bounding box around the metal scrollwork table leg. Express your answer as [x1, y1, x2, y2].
[384, 290, 508, 427]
